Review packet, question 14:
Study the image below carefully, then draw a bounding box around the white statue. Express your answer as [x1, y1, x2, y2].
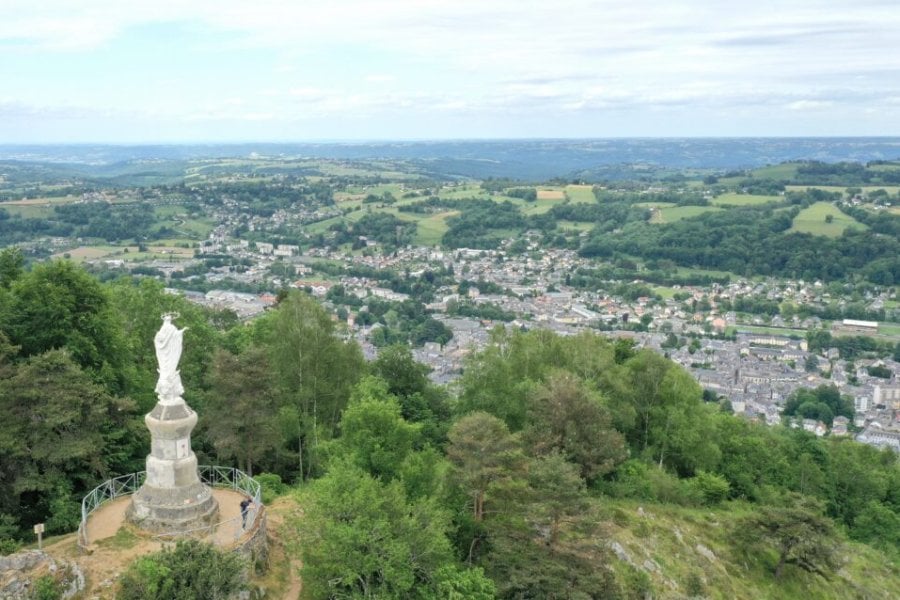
[154, 314, 186, 399]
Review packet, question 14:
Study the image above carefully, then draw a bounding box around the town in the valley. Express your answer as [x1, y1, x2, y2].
[4, 155, 899, 456]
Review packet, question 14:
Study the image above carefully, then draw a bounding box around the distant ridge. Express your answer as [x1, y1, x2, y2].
[2, 138, 899, 180]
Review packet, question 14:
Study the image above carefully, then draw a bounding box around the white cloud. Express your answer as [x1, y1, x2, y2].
[1, 1, 899, 138]
[787, 100, 835, 111]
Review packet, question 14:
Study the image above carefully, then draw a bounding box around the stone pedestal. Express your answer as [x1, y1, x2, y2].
[127, 398, 219, 533]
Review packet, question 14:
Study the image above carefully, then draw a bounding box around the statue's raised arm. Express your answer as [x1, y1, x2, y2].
[154, 313, 186, 399]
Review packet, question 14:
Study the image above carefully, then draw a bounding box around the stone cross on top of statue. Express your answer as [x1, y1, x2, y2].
[154, 313, 187, 401]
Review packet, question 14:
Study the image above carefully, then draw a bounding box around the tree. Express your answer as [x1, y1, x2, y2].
[204, 346, 280, 476]
[372, 344, 451, 444]
[118, 539, 244, 600]
[333, 376, 421, 481]
[433, 565, 496, 600]
[266, 291, 365, 480]
[525, 452, 590, 548]
[0, 350, 137, 534]
[735, 500, 839, 579]
[0, 247, 24, 288]
[623, 349, 673, 452]
[524, 372, 626, 483]
[6, 260, 125, 390]
[300, 461, 454, 599]
[783, 385, 853, 427]
[447, 413, 525, 524]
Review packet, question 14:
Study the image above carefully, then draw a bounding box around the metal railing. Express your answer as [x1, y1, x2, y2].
[77, 466, 262, 549]
[77, 471, 146, 548]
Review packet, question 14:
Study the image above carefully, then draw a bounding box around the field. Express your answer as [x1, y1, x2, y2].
[652, 285, 677, 299]
[0, 196, 80, 206]
[750, 164, 800, 179]
[557, 220, 594, 232]
[0, 203, 57, 218]
[731, 324, 807, 337]
[711, 193, 781, 206]
[565, 184, 596, 203]
[658, 205, 722, 222]
[536, 189, 565, 201]
[414, 210, 458, 246]
[789, 202, 868, 237]
[635, 201, 676, 208]
[785, 185, 900, 196]
[53, 243, 197, 263]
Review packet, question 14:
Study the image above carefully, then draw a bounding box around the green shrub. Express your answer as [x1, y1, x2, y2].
[30, 575, 62, 600]
[687, 471, 730, 506]
[254, 472, 287, 504]
[620, 564, 653, 600]
[0, 538, 19, 556]
[118, 539, 244, 600]
[685, 571, 705, 597]
[609, 459, 698, 505]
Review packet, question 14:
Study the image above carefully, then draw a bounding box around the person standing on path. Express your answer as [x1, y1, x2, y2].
[240, 497, 253, 529]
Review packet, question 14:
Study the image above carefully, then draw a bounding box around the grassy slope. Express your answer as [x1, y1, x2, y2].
[565, 184, 596, 203]
[659, 205, 723, 222]
[600, 499, 899, 600]
[790, 202, 868, 237]
[275, 490, 899, 600]
[712, 193, 782, 206]
[29, 481, 898, 600]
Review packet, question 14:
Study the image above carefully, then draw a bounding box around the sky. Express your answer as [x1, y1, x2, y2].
[1, 0, 899, 143]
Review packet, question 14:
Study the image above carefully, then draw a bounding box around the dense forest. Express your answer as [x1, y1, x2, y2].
[0, 251, 898, 598]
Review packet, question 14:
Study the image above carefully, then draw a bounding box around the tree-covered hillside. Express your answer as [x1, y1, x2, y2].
[0, 255, 898, 598]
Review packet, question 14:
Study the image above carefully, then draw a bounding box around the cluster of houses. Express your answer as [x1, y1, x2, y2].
[83, 216, 899, 452]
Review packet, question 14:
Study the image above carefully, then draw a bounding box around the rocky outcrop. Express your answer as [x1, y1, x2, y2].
[0, 550, 84, 599]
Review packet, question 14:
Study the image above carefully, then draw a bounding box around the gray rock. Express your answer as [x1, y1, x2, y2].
[642, 559, 660, 573]
[609, 541, 634, 565]
[695, 543, 717, 562]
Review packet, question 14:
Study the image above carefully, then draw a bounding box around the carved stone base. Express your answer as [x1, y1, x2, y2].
[126, 482, 219, 534]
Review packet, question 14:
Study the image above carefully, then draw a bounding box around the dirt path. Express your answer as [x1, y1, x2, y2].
[264, 497, 303, 600]
[85, 496, 131, 542]
[283, 560, 303, 600]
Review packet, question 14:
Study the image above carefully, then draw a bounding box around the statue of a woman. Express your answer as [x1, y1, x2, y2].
[154, 314, 186, 399]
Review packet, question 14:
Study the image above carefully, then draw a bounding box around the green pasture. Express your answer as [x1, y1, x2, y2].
[786, 185, 900, 196]
[635, 201, 676, 208]
[438, 185, 489, 200]
[565, 184, 596, 203]
[676, 265, 737, 279]
[658, 205, 722, 222]
[652, 286, 677, 299]
[520, 199, 559, 215]
[341, 183, 408, 198]
[1, 195, 80, 206]
[0, 204, 56, 218]
[557, 220, 594, 232]
[789, 202, 867, 237]
[712, 193, 781, 206]
[165, 216, 215, 238]
[53, 246, 123, 262]
[414, 210, 457, 246]
[867, 162, 900, 172]
[732, 324, 807, 337]
[751, 164, 800, 179]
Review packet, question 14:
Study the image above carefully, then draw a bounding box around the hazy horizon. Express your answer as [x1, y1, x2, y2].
[3, 1, 899, 143]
